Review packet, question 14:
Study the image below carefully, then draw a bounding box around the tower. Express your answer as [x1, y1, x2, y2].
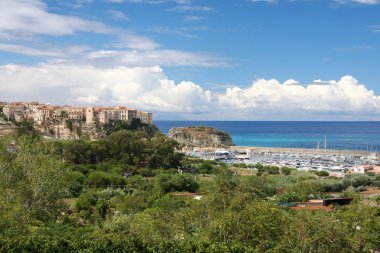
[86, 107, 94, 124]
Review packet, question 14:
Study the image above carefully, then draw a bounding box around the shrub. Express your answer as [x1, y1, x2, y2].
[157, 174, 199, 194]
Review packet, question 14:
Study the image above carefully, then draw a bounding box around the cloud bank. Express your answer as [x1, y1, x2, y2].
[0, 63, 379, 120]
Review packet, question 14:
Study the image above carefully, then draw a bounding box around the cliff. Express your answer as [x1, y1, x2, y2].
[0, 118, 16, 136]
[37, 119, 104, 140]
[168, 126, 234, 147]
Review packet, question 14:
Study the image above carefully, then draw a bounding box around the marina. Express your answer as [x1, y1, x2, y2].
[185, 146, 380, 176]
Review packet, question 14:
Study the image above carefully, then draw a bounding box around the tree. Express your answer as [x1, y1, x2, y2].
[63, 140, 91, 165]
[90, 140, 109, 164]
[156, 174, 199, 194]
[147, 134, 184, 169]
[107, 130, 147, 165]
[0, 135, 68, 227]
[276, 211, 350, 253]
[281, 166, 292, 175]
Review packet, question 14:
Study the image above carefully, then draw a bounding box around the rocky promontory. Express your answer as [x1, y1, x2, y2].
[168, 126, 234, 147]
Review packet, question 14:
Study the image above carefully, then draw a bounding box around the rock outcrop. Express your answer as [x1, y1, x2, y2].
[168, 126, 234, 147]
[0, 118, 17, 136]
[36, 119, 105, 140]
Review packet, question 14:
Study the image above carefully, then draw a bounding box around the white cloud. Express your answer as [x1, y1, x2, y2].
[0, 0, 227, 68]
[148, 26, 201, 38]
[0, 43, 65, 58]
[84, 49, 229, 67]
[0, 0, 108, 37]
[106, 0, 124, 3]
[126, 0, 192, 3]
[219, 77, 380, 118]
[107, 10, 129, 20]
[0, 43, 93, 59]
[0, 64, 212, 113]
[0, 0, 159, 51]
[184, 15, 203, 22]
[335, 0, 379, 5]
[249, 0, 277, 3]
[0, 63, 379, 120]
[168, 5, 212, 12]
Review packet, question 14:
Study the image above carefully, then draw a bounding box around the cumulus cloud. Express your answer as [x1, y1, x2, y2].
[219, 77, 380, 117]
[0, 63, 380, 120]
[0, 64, 213, 113]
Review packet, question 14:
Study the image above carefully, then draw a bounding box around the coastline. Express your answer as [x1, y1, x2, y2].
[229, 146, 376, 156]
[156, 121, 380, 153]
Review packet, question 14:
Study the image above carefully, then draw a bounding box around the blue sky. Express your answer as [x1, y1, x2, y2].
[0, 0, 380, 120]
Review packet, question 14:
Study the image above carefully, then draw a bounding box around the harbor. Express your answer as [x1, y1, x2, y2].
[185, 145, 380, 176]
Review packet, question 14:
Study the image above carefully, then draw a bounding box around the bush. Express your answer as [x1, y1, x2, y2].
[86, 172, 111, 186]
[86, 171, 126, 187]
[355, 186, 367, 192]
[323, 181, 345, 192]
[311, 170, 329, 177]
[65, 171, 86, 197]
[74, 192, 98, 213]
[372, 180, 380, 188]
[267, 166, 280, 175]
[157, 174, 199, 194]
[198, 161, 214, 174]
[281, 167, 292, 175]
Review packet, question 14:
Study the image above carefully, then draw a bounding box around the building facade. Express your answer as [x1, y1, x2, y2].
[1, 101, 153, 126]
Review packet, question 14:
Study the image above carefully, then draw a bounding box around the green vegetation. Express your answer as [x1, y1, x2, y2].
[0, 131, 379, 252]
[110, 118, 159, 137]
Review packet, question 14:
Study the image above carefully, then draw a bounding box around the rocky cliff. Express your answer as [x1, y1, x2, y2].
[0, 118, 16, 136]
[168, 126, 234, 147]
[35, 118, 105, 140]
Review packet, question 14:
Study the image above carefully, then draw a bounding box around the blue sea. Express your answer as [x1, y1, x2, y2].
[155, 121, 380, 152]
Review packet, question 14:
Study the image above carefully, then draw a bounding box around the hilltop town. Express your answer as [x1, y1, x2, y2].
[0, 101, 153, 139]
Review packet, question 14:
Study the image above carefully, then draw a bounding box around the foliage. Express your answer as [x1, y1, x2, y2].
[1, 134, 380, 252]
[110, 118, 159, 137]
[156, 174, 199, 194]
[0, 135, 68, 229]
[15, 120, 39, 138]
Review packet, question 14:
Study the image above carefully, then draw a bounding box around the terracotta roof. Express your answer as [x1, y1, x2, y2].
[291, 206, 332, 211]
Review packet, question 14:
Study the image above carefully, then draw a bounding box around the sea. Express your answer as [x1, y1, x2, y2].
[155, 121, 380, 152]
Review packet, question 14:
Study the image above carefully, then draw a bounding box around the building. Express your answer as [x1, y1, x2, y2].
[65, 107, 85, 120]
[85, 107, 95, 124]
[2, 105, 13, 119]
[348, 165, 380, 174]
[1, 101, 153, 126]
[137, 111, 153, 124]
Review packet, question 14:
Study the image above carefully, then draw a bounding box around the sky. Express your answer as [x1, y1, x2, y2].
[0, 0, 380, 120]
